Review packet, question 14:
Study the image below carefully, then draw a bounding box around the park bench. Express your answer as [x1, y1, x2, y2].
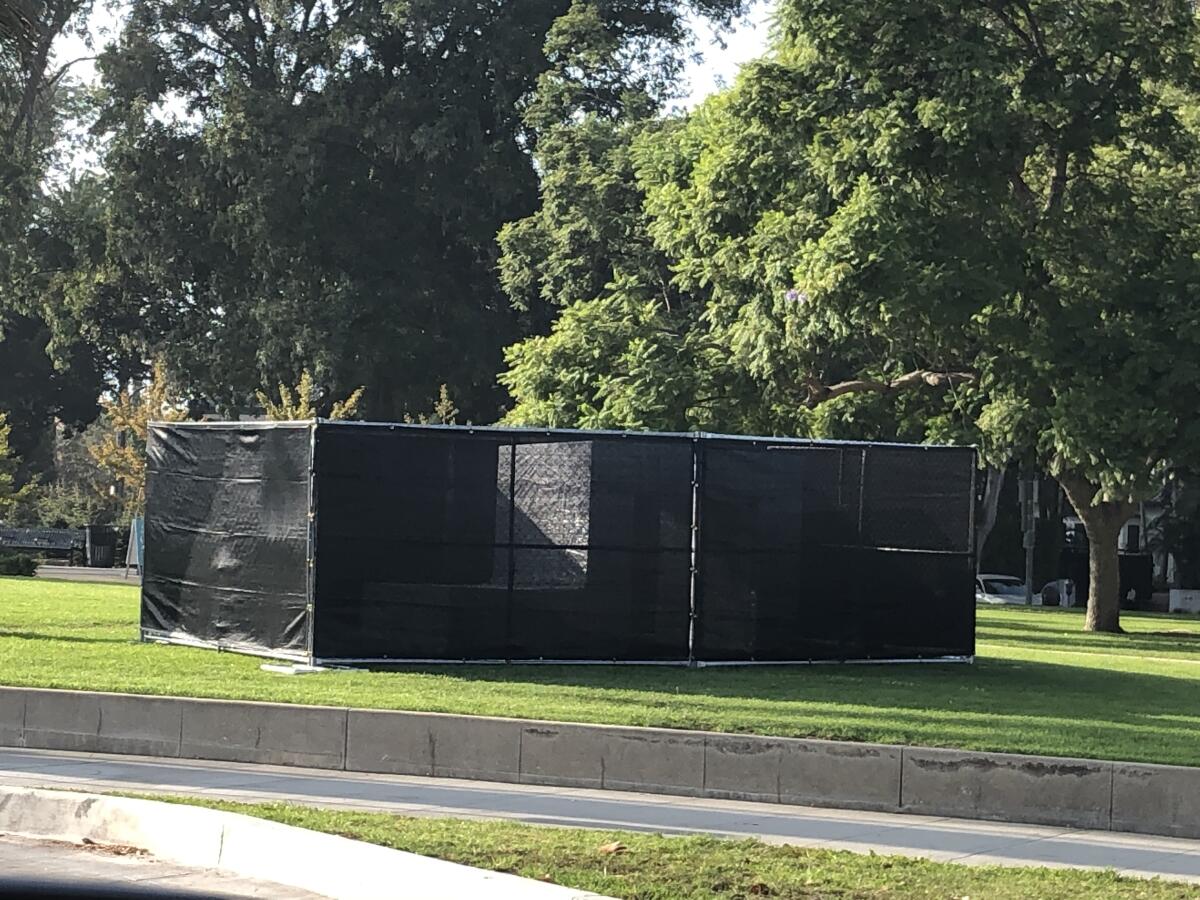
[0, 526, 85, 562]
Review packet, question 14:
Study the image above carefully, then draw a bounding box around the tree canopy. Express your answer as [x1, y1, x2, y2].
[500, 0, 1200, 631]
[37, 0, 741, 422]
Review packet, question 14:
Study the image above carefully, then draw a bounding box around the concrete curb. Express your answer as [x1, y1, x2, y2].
[0, 785, 611, 900]
[0, 686, 1195, 840]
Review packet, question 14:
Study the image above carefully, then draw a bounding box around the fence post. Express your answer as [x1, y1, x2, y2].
[853, 447, 869, 661]
[687, 436, 704, 666]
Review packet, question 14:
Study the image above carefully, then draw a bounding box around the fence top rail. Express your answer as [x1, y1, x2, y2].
[149, 419, 976, 454]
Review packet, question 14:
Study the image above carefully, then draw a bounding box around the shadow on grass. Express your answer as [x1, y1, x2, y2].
[351, 656, 1199, 763]
[362, 654, 1194, 709]
[978, 629, 1200, 655]
[0, 630, 129, 644]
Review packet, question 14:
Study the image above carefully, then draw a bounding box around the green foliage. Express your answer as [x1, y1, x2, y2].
[0, 311, 104, 478]
[0, 551, 36, 576]
[499, 6, 768, 435]
[0, 4, 109, 467]
[24, 481, 113, 528]
[51, 0, 745, 423]
[403, 384, 460, 425]
[88, 359, 188, 519]
[502, 0, 1200, 629]
[257, 369, 364, 421]
[0, 411, 37, 521]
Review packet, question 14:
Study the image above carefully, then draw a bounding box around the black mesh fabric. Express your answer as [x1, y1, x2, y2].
[141, 424, 312, 655]
[311, 426, 694, 660]
[693, 441, 974, 661]
[144, 422, 976, 663]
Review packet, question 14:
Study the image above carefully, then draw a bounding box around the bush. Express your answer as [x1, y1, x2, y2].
[0, 552, 37, 576]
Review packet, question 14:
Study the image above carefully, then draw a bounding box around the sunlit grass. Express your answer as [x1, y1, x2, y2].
[2, 576, 1198, 765]
[156, 798, 1200, 900]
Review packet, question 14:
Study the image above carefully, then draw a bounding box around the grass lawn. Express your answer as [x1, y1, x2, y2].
[151, 798, 1200, 899]
[2, 576, 1198, 766]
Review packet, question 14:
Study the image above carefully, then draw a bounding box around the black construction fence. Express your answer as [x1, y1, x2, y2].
[141, 421, 977, 665]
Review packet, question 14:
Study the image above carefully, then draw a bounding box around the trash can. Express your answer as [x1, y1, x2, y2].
[85, 525, 116, 568]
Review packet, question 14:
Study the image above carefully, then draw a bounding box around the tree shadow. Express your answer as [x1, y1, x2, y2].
[0, 630, 129, 644]
[354, 654, 1199, 764]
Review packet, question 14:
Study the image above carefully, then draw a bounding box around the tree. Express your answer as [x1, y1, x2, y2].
[0, 311, 103, 476]
[500, 30, 976, 442]
[0, 412, 34, 520]
[1, 2, 110, 471]
[1, 0, 94, 258]
[636, 1, 1200, 632]
[89, 359, 187, 519]
[257, 370, 364, 421]
[504, 1, 1200, 632]
[499, 2, 777, 433]
[83, 0, 745, 421]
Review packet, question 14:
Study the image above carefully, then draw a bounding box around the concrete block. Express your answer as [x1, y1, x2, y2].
[429, 715, 522, 782]
[97, 693, 183, 757]
[0, 688, 25, 747]
[346, 710, 433, 776]
[22, 689, 101, 752]
[901, 747, 1112, 830]
[1112, 762, 1200, 839]
[600, 726, 705, 795]
[703, 735, 782, 802]
[520, 723, 605, 789]
[347, 711, 522, 782]
[779, 739, 902, 811]
[180, 699, 346, 769]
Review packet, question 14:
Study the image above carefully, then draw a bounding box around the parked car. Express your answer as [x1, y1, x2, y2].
[975, 574, 1077, 607]
[975, 574, 1027, 605]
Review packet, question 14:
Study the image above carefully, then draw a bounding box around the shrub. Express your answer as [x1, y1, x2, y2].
[0, 552, 37, 577]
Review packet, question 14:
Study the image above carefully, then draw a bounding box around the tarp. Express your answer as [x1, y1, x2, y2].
[142, 423, 312, 656]
[141, 422, 977, 664]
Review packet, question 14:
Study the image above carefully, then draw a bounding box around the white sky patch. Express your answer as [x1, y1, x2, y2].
[679, 1, 771, 109]
[53, 2, 121, 85]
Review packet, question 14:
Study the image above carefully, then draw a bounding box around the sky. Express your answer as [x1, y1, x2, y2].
[57, 2, 772, 110]
[681, 1, 772, 107]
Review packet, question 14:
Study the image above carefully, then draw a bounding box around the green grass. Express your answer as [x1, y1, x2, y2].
[146, 797, 1200, 899]
[3, 576, 1199, 765]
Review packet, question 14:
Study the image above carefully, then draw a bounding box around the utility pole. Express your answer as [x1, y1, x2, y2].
[1019, 474, 1039, 605]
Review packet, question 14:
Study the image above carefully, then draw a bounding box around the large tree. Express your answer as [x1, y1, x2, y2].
[1, 1, 107, 471]
[503, 1, 1200, 632]
[77, 0, 743, 420]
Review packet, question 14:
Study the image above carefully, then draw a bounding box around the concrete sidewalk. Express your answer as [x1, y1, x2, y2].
[0, 748, 1197, 883]
[0, 834, 322, 898]
[35, 565, 139, 584]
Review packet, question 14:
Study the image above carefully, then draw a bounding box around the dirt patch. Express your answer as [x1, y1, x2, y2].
[78, 836, 148, 856]
[0, 834, 151, 858]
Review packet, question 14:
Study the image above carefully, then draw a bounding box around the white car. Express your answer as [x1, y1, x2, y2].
[975, 574, 1028, 605]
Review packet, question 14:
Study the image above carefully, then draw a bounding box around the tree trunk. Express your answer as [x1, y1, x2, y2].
[1058, 472, 1135, 633]
[975, 466, 1005, 572]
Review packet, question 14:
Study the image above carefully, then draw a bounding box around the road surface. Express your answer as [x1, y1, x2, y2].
[0, 747, 1197, 883]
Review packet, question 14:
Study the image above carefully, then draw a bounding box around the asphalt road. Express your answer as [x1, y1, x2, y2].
[0, 748, 1197, 883]
[0, 834, 323, 898]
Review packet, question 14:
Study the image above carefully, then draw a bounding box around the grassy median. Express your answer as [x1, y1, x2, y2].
[157, 798, 1200, 899]
[2, 576, 1199, 765]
